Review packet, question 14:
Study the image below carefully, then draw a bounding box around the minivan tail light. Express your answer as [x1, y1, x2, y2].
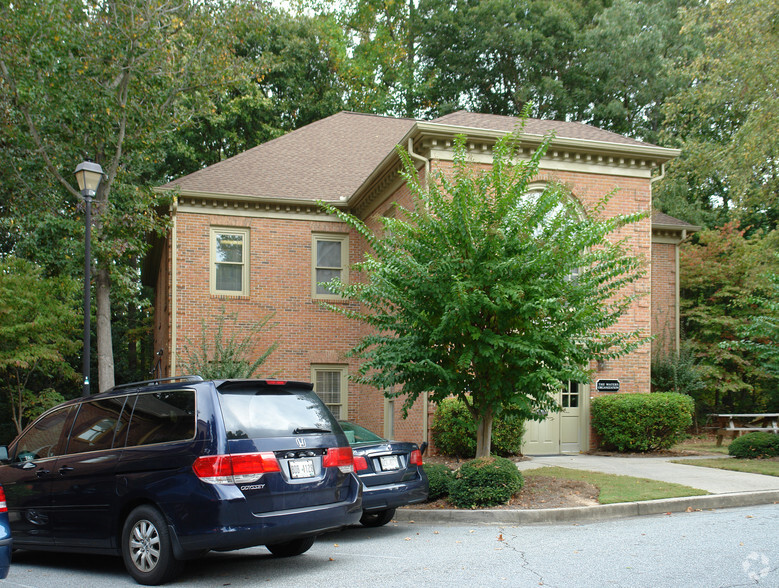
[193, 452, 280, 485]
[409, 449, 423, 466]
[323, 447, 354, 474]
[0, 486, 6, 513]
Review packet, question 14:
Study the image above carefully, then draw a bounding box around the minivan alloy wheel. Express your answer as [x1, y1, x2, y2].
[122, 505, 183, 585]
[130, 519, 161, 572]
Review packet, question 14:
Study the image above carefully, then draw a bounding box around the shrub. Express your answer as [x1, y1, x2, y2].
[591, 392, 694, 452]
[431, 398, 525, 457]
[728, 432, 779, 459]
[449, 456, 524, 509]
[423, 463, 455, 501]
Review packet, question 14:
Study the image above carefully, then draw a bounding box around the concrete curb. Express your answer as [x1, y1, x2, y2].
[394, 490, 779, 525]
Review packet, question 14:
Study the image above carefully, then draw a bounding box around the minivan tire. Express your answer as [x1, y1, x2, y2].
[122, 505, 183, 585]
[265, 536, 316, 557]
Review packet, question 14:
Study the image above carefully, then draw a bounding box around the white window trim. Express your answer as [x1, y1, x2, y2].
[311, 233, 349, 300]
[311, 364, 348, 420]
[210, 227, 250, 296]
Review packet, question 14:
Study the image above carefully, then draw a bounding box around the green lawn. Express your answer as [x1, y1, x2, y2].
[671, 458, 779, 477]
[523, 466, 708, 504]
[673, 435, 730, 455]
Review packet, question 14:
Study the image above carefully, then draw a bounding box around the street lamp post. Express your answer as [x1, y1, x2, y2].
[74, 160, 104, 397]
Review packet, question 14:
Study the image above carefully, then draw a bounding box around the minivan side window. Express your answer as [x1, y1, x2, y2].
[66, 396, 129, 455]
[125, 390, 196, 447]
[13, 406, 74, 462]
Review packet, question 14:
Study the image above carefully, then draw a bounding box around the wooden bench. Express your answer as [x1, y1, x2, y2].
[706, 413, 779, 446]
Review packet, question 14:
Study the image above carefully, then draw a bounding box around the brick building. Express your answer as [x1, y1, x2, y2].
[148, 111, 694, 454]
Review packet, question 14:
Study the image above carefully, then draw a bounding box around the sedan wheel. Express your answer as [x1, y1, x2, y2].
[359, 508, 396, 527]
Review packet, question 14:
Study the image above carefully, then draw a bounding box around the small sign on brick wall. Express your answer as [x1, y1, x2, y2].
[596, 379, 620, 392]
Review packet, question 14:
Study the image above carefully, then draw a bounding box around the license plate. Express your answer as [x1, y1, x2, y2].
[379, 455, 400, 471]
[289, 458, 316, 479]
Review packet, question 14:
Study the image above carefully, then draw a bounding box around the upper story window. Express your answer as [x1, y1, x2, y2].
[312, 233, 348, 299]
[211, 228, 249, 296]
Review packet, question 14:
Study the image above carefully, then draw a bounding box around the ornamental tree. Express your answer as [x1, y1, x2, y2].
[323, 123, 648, 458]
[0, 257, 80, 435]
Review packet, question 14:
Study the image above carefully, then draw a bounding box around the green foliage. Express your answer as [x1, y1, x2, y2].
[680, 225, 779, 414]
[651, 343, 707, 422]
[431, 398, 525, 457]
[0, 257, 80, 434]
[580, 0, 697, 144]
[180, 308, 279, 380]
[728, 268, 779, 381]
[449, 456, 524, 508]
[728, 433, 779, 460]
[591, 393, 694, 452]
[416, 0, 607, 119]
[322, 118, 648, 458]
[660, 0, 779, 232]
[0, 0, 245, 390]
[422, 463, 455, 501]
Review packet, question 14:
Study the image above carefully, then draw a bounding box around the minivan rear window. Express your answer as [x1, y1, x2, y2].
[219, 386, 339, 439]
[124, 390, 196, 447]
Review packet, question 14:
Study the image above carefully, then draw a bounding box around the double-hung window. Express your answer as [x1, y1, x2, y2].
[211, 228, 249, 296]
[312, 233, 348, 299]
[312, 365, 347, 419]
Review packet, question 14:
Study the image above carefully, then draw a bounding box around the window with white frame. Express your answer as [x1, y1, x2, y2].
[312, 365, 347, 419]
[312, 233, 348, 298]
[211, 228, 249, 295]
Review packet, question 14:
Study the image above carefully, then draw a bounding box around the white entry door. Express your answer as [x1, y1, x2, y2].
[522, 382, 584, 455]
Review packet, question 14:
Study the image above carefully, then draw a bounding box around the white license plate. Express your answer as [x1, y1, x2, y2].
[379, 455, 400, 471]
[289, 458, 316, 479]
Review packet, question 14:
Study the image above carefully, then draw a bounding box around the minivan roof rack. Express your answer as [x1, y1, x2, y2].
[109, 375, 204, 392]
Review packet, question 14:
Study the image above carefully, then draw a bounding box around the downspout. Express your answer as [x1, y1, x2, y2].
[408, 137, 430, 191]
[407, 137, 431, 444]
[170, 196, 179, 376]
[676, 229, 688, 357]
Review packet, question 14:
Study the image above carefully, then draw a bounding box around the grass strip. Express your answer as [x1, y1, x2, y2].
[674, 438, 730, 455]
[523, 466, 708, 504]
[671, 458, 779, 477]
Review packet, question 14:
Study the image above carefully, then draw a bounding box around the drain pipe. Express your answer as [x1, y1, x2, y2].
[407, 137, 430, 444]
[408, 137, 430, 191]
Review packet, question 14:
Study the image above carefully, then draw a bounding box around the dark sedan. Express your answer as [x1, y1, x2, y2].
[339, 421, 428, 527]
[0, 484, 11, 579]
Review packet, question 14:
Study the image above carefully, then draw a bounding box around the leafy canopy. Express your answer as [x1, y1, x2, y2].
[323, 120, 648, 457]
[0, 257, 80, 435]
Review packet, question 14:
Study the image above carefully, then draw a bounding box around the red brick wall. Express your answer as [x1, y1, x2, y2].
[651, 240, 677, 359]
[157, 158, 655, 447]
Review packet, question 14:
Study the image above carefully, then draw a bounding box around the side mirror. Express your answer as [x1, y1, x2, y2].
[419, 441, 428, 456]
[0, 446, 8, 462]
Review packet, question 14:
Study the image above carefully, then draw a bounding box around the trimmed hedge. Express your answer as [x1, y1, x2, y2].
[431, 398, 525, 458]
[423, 463, 455, 501]
[728, 432, 779, 459]
[449, 456, 524, 509]
[591, 392, 693, 452]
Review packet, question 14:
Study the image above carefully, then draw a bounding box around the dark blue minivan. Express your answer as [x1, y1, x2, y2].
[0, 377, 362, 585]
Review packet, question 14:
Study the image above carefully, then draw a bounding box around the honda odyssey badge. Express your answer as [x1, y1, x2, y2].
[295, 438, 307, 448]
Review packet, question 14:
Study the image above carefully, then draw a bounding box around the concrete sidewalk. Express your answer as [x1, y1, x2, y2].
[396, 454, 779, 525]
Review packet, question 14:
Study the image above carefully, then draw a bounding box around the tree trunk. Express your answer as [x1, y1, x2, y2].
[96, 265, 115, 392]
[475, 407, 494, 458]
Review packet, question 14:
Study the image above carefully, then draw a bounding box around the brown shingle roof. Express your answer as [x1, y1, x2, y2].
[651, 211, 700, 230]
[431, 111, 655, 148]
[161, 112, 415, 201]
[161, 110, 675, 202]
